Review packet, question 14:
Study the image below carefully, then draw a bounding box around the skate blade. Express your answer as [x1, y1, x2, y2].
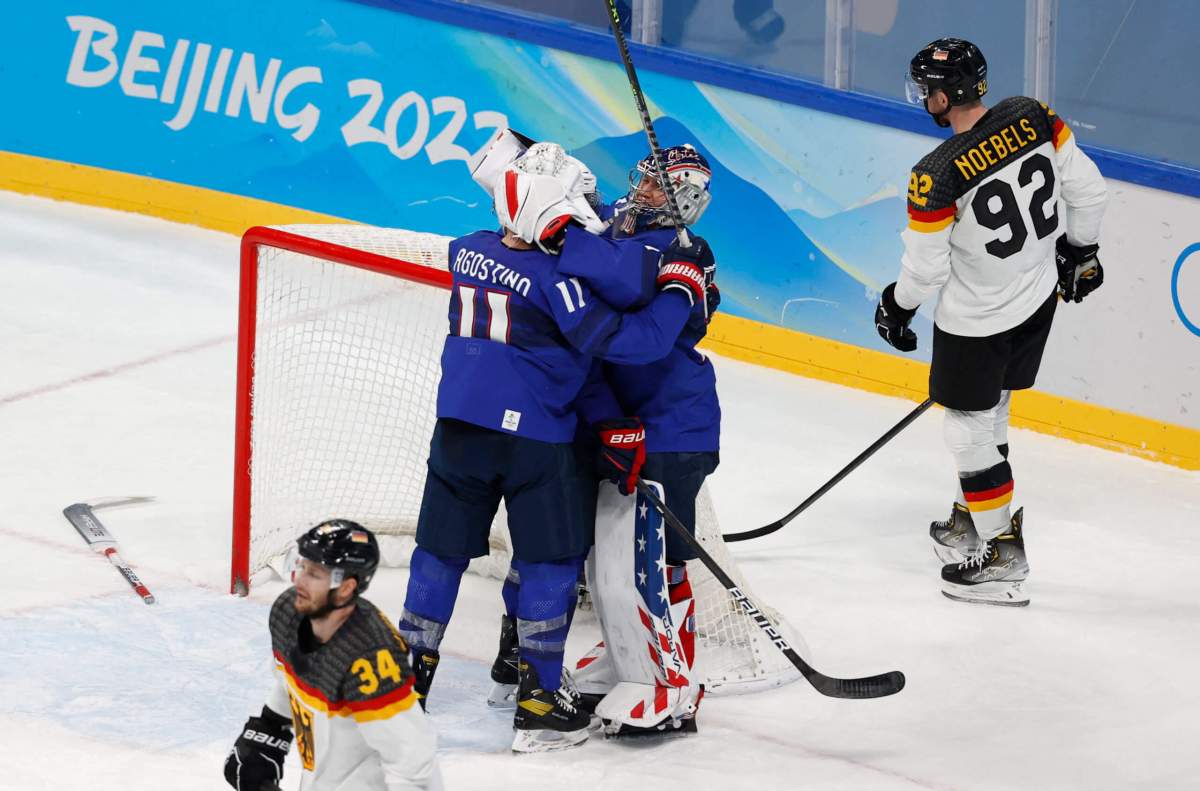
[511, 725, 589, 753]
[487, 682, 517, 709]
[602, 716, 697, 739]
[941, 581, 1029, 607]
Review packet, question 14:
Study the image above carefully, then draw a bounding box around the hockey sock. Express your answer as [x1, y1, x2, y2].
[959, 461, 1014, 541]
[398, 547, 469, 652]
[502, 564, 520, 620]
[666, 564, 696, 670]
[513, 556, 585, 691]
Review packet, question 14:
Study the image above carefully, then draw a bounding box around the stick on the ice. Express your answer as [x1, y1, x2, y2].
[635, 480, 905, 699]
[63, 498, 156, 605]
[602, 0, 690, 249]
[723, 398, 935, 543]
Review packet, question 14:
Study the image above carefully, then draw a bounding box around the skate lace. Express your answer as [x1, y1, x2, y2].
[554, 688, 579, 714]
[959, 541, 995, 570]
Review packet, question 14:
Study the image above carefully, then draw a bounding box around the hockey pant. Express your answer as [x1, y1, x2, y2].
[945, 390, 1014, 541]
[576, 480, 701, 730]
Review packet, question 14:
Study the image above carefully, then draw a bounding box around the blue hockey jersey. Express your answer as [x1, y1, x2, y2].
[582, 203, 722, 453]
[435, 229, 691, 443]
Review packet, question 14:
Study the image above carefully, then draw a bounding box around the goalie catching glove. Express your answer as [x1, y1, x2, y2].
[224, 706, 292, 791]
[657, 235, 713, 307]
[595, 418, 646, 495]
[1055, 236, 1103, 303]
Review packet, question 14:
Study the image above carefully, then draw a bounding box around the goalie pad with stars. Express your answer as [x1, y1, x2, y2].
[580, 480, 700, 731]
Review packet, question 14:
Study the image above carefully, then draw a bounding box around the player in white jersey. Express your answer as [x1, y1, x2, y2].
[874, 38, 1107, 606]
[225, 521, 441, 790]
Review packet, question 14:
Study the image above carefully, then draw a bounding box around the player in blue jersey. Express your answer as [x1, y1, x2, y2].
[486, 144, 722, 736]
[396, 150, 713, 753]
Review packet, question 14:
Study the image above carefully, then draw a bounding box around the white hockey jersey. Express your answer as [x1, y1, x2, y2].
[894, 96, 1107, 336]
[264, 590, 442, 791]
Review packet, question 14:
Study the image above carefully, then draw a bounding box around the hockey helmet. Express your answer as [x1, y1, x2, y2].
[906, 38, 988, 124]
[295, 519, 380, 594]
[625, 144, 712, 226]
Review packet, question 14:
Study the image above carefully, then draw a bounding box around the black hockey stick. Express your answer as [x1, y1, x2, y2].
[601, 0, 690, 248]
[635, 480, 905, 699]
[723, 398, 934, 543]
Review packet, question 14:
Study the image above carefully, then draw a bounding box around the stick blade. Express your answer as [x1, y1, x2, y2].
[810, 670, 906, 699]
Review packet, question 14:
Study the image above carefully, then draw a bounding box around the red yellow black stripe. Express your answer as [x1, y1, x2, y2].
[1051, 117, 1072, 150]
[907, 204, 956, 233]
[274, 651, 418, 721]
[963, 479, 1014, 513]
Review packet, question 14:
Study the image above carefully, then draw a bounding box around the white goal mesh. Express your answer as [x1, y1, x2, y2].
[234, 224, 801, 694]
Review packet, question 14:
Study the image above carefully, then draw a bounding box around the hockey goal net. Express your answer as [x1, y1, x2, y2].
[233, 224, 803, 694]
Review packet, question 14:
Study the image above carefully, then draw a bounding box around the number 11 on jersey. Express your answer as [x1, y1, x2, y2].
[456, 285, 511, 343]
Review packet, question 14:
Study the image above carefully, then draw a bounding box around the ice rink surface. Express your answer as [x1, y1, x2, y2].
[1, 191, 1197, 790]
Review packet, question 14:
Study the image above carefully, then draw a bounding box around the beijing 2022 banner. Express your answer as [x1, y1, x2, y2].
[5, 0, 1198, 429]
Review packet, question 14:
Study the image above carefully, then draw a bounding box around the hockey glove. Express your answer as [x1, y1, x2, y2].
[705, 282, 721, 323]
[875, 282, 918, 352]
[657, 235, 710, 307]
[224, 706, 292, 791]
[1055, 236, 1103, 303]
[596, 418, 646, 496]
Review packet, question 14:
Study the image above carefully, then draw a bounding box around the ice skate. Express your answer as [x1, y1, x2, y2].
[410, 647, 439, 710]
[487, 615, 519, 708]
[930, 502, 983, 564]
[511, 662, 591, 753]
[941, 508, 1029, 607]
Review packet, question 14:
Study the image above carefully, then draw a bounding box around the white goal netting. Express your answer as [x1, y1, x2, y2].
[236, 223, 802, 694]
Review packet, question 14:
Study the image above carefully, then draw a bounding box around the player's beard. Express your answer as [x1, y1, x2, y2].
[293, 586, 330, 616]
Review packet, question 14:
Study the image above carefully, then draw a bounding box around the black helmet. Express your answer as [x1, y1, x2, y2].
[297, 519, 380, 595]
[907, 38, 988, 112]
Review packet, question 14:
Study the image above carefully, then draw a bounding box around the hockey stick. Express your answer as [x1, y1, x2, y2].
[635, 480, 905, 699]
[602, 0, 689, 248]
[63, 498, 156, 605]
[723, 398, 935, 543]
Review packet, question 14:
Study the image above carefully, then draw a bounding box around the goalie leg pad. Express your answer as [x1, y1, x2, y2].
[586, 481, 701, 730]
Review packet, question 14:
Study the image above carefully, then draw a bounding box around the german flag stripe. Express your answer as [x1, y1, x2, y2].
[963, 479, 1014, 513]
[964, 489, 1013, 513]
[1052, 117, 1072, 150]
[963, 479, 1014, 503]
[274, 651, 419, 721]
[907, 204, 956, 233]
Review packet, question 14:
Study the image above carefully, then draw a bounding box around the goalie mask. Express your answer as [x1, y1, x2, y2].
[291, 519, 380, 596]
[617, 144, 712, 235]
[494, 165, 604, 254]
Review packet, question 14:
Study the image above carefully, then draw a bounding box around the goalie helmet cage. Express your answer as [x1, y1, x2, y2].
[232, 224, 805, 695]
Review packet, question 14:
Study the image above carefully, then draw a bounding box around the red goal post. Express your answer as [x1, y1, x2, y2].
[232, 225, 453, 594]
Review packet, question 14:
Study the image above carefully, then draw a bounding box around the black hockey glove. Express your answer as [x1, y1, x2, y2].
[705, 282, 721, 323]
[875, 282, 918, 352]
[1055, 236, 1103, 303]
[595, 418, 646, 496]
[224, 706, 292, 791]
[657, 235, 710, 307]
